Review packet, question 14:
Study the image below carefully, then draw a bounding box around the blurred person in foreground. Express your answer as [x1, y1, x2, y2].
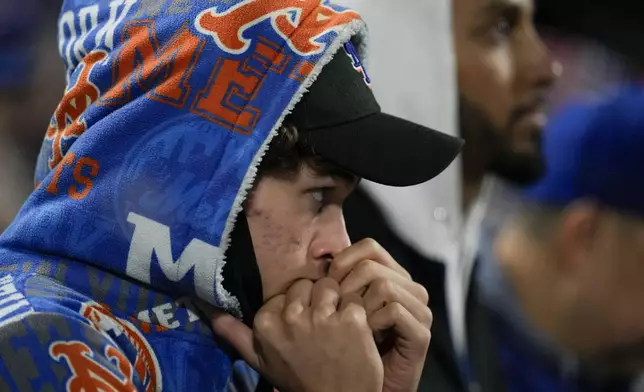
[0, 0, 462, 391]
[493, 85, 644, 390]
[345, 0, 558, 390]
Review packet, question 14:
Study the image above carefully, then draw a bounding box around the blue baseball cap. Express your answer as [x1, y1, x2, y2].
[525, 84, 644, 217]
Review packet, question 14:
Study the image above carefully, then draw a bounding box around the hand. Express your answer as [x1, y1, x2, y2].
[328, 239, 432, 392]
[204, 278, 383, 392]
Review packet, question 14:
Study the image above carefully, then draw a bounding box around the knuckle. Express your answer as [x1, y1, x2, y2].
[388, 302, 405, 318]
[361, 238, 382, 252]
[415, 284, 430, 305]
[373, 278, 395, 297]
[340, 304, 368, 325]
[399, 265, 412, 279]
[253, 311, 275, 333]
[316, 277, 340, 291]
[283, 304, 302, 325]
[421, 306, 434, 328]
[312, 305, 335, 323]
[419, 327, 432, 344]
[288, 279, 314, 295]
[356, 259, 375, 275]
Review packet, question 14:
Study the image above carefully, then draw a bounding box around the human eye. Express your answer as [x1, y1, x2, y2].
[486, 9, 519, 43]
[310, 188, 325, 203]
[306, 187, 333, 213]
[493, 16, 514, 38]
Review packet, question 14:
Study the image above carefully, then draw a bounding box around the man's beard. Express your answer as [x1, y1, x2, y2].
[459, 96, 545, 186]
[580, 339, 644, 380]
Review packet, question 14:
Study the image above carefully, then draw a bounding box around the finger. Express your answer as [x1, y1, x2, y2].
[261, 293, 287, 313]
[253, 294, 285, 342]
[210, 308, 261, 370]
[362, 279, 432, 326]
[310, 278, 340, 319]
[339, 260, 429, 305]
[368, 302, 432, 352]
[329, 238, 410, 282]
[285, 279, 314, 309]
[256, 294, 287, 328]
[281, 279, 314, 322]
[338, 292, 364, 312]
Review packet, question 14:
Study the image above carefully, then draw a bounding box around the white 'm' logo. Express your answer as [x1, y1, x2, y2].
[126, 213, 222, 303]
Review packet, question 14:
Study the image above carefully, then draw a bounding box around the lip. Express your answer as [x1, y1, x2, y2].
[517, 109, 548, 129]
[513, 96, 549, 127]
[525, 110, 548, 127]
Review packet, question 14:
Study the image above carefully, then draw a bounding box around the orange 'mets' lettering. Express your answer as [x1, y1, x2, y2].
[191, 39, 289, 135]
[46, 51, 106, 170]
[100, 20, 205, 108]
[81, 304, 160, 392]
[196, 0, 361, 55]
[50, 341, 137, 392]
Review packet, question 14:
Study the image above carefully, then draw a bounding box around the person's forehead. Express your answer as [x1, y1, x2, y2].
[314, 168, 360, 189]
[300, 160, 359, 186]
[456, 0, 533, 15]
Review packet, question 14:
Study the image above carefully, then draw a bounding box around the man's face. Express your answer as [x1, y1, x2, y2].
[245, 164, 358, 301]
[453, 0, 558, 185]
[561, 211, 644, 376]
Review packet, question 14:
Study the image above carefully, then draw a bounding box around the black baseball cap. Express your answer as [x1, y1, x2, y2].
[287, 41, 463, 187]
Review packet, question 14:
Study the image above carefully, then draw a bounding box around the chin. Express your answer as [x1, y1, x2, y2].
[584, 359, 644, 381]
[489, 149, 545, 186]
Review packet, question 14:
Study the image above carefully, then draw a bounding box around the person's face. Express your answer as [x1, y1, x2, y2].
[558, 208, 644, 376]
[453, 0, 559, 185]
[245, 164, 358, 301]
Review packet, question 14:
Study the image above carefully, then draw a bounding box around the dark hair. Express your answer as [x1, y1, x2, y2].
[257, 123, 348, 181]
[519, 201, 644, 240]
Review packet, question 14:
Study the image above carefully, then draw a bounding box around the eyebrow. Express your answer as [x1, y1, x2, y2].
[468, 0, 524, 36]
[481, 0, 532, 13]
[478, 0, 528, 16]
[312, 165, 360, 188]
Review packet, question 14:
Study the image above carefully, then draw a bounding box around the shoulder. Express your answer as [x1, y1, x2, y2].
[0, 271, 96, 326]
[0, 311, 146, 391]
[0, 273, 146, 391]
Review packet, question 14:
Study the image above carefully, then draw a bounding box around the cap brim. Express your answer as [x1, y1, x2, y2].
[301, 112, 463, 187]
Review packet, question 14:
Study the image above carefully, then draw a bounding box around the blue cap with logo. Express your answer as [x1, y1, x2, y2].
[525, 84, 644, 216]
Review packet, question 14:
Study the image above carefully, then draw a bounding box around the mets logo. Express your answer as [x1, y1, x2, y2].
[50, 302, 162, 392]
[45, 50, 106, 170]
[195, 0, 361, 56]
[50, 341, 138, 392]
[343, 41, 371, 87]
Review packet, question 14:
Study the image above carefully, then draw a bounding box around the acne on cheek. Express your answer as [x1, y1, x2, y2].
[248, 206, 304, 254]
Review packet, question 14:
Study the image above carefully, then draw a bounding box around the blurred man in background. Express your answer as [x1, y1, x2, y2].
[345, 0, 558, 390]
[494, 85, 644, 390]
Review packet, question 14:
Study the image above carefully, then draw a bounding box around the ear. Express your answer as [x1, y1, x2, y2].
[556, 200, 603, 270]
[493, 218, 535, 282]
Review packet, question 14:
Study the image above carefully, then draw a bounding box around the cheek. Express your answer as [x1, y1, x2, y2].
[458, 43, 514, 129]
[581, 251, 644, 340]
[611, 252, 644, 337]
[246, 206, 313, 299]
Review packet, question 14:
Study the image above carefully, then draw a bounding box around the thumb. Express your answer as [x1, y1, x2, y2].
[197, 301, 260, 370]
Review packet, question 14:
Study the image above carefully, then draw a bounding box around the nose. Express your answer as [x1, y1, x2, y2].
[517, 28, 560, 90]
[309, 207, 352, 260]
